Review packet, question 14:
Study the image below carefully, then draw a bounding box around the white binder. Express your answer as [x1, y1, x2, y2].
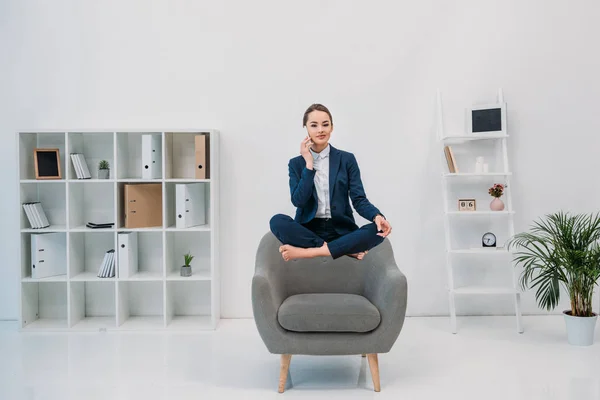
[117, 232, 138, 278]
[70, 154, 84, 179]
[23, 203, 39, 228]
[76, 154, 92, 179]
[176, 183, 206, 229]
[33, 203, 50, 227]
[141, 134, 162, 179]
[97, 251, 109, 277]
[100, 251, 115, 278]
[31, 232, 66, 279]
[25, 203, 42, 228]
[31, 203, 44, 228]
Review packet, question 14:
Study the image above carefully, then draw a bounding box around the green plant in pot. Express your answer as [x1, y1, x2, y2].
[181, 252, 194, 277]
[506, 211, 600, 346]
[98, 160, 110, 179]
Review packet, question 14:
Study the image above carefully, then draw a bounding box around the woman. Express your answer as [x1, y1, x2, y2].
[270, 103, 392, 261]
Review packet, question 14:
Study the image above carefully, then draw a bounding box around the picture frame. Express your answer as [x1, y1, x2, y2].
[458, 198, 476, 211]
[443, 145, 458, 173]
[34, 148, 62, 180]
[466, 102, 507, 135]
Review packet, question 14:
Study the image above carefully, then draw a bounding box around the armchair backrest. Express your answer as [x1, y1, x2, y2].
[255, 232, 394, 297]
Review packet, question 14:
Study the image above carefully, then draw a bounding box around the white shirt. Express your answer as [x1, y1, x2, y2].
[309, 144, 331, 218]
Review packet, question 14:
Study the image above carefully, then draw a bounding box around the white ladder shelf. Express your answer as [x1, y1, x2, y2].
[437, 88, 524, 334]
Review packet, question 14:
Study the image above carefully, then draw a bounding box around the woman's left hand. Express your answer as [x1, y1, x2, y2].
[375, 215, 392, 237]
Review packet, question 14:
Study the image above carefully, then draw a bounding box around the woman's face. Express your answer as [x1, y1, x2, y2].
[305, 110, 333, 147]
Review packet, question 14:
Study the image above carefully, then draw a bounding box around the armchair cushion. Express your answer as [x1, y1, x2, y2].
[277, 293, 381, 333]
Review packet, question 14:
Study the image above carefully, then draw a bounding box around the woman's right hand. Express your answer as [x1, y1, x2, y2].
[300, 136, 314, 169]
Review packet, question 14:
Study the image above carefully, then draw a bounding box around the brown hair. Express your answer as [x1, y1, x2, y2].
[302, 103, 333, 127]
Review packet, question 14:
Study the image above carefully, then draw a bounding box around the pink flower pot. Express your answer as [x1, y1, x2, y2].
[490, 197, 505, 211]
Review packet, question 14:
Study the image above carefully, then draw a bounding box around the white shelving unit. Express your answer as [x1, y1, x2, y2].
[437, 89, 523, 334]
[16, 130, 220, 331]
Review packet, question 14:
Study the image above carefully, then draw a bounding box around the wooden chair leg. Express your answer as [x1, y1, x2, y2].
[367, 353, 381, 392]
[278, 354, 292, 393]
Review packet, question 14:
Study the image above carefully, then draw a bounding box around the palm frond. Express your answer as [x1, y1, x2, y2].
[506, 211, 600, 317]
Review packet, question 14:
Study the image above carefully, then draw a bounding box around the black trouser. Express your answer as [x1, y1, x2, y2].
[269, 214, 384, 259]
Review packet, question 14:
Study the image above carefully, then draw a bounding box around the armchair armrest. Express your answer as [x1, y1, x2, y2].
[363, 247, 408, 351]
[252, 268, 285, 323]
[364, 267, 407, 319]
[251, 235, 289, 352]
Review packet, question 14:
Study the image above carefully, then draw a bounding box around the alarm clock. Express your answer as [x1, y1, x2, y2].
[482, 232, 496, 247]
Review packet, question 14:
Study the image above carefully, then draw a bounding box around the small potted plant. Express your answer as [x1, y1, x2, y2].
[488, 183, 506, 211]
[506, 211, 600, 346]
[98, 160, 110, 179]
[181, 252, 194, 277]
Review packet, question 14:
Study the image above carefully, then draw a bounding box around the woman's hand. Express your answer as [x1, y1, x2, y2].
[300, 136, 314, 169]
[375, 215, 392, 237]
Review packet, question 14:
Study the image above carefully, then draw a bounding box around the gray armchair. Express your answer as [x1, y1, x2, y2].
[251, 232, 408, 392]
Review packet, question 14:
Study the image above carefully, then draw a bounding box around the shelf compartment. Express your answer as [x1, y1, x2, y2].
[68, 181, 115, 228]
[117, 281, 164, 329]
[20, 232, 68, 281]
[166, 280, 212, 329]
[67, 132, 115, 180]
[165, 231, 210, 280]
[21, 281, 68, 329]
[164, 132, 211, 180]
[442, 139, 504, 174]
[164, 182, 210, 229]
[445, 178, 512, 213]
[19, 132, 66, 181]
[118, 231, 163, 280]
[447, 219, 510, 250]
[70, 281, 116, 329]
[116, 132, 163, 180]
[20, 182, 67, 229]
[117, 182, 163, 230]
[69, 231, 116, 281]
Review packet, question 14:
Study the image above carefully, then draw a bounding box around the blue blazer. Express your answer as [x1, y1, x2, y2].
[288, 145, 383, 236]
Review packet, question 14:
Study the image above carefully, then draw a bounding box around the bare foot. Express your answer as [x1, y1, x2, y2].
[347, 251, 368, 260]
[279, 244, 330, 261]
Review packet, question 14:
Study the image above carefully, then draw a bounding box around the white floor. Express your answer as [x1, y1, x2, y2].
[1, 316, 599, 400]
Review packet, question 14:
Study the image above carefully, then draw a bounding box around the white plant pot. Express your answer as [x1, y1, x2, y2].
[563, 311, 597, 346]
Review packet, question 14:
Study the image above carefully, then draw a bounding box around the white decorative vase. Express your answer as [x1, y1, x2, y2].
[563, 311, 597, 346]
[475, 156, 484, 173]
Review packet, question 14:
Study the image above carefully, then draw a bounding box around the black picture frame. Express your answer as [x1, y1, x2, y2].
[472, 108, 502, 133]
[468, 102, 507, 135]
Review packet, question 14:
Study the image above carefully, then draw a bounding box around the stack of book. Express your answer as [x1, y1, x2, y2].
[22, 202, 50, 229]
[97, 249, 116, 278]
[86, 222, 114, 229]
[70, 153, 92, 179]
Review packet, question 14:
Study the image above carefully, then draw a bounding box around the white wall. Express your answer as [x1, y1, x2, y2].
[2, 0, 600, 320]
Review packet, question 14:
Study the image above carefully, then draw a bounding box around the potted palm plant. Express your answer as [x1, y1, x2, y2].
[181, 252, 194, 277]
[506, 211, 600, 346]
